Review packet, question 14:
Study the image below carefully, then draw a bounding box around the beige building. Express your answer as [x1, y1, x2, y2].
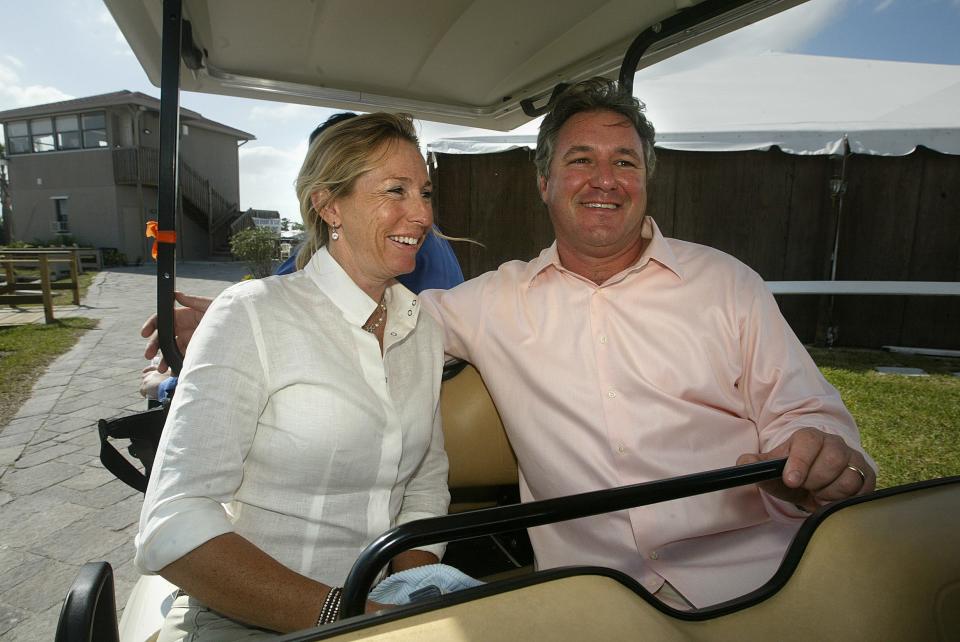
[0, 91, 253, 262]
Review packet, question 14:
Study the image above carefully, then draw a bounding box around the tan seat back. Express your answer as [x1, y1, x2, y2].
[440, 365, 518, 489]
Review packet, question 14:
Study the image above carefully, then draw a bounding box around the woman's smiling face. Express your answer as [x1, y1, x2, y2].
[320, 139, 433, 299]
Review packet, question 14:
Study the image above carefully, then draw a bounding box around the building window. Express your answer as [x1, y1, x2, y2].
[56, 115, 81, 150]
[4, 111, 107, 154]
[82, 112, 107, 148]
[51, 197, 69, 233]
[6, 121, 30, 154]
[31, 118, 55, 152]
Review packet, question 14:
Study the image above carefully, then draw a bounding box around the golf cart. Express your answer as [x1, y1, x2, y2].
[56, 0, 960, 640]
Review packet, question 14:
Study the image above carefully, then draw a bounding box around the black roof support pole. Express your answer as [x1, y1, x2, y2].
[157, 0, 184, 373]
[523, 0, 754, 118]
[618, 0, 749, 94]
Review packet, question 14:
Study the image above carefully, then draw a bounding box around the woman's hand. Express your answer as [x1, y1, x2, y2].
[365, 600, 391, 614]
[390, 550, 439, 574]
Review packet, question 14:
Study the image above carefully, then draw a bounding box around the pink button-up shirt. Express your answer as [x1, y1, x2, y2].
[422, 217, 871, 607]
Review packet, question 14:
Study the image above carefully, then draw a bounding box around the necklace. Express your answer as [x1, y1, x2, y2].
[362, 293, 387, 334]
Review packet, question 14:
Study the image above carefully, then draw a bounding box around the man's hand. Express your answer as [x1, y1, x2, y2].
[140, 291, 213, 372]
[139, 366, 170, 400]
[738, 427, 875, 513]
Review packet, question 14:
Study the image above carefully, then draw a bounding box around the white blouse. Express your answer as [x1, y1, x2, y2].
[135, 248, 449, 587]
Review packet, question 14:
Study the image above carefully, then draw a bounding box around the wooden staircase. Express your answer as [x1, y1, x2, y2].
[113, 147, 241, 257]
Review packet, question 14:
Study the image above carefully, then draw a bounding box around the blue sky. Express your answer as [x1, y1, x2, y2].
[1, 0, 958, 221]
[800, 0, 960, 64]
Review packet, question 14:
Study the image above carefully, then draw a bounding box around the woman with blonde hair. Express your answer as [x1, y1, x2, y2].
[136, 112, 450, 640]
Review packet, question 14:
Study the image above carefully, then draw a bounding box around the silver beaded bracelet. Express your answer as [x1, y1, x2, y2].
[316, 586, 342, 626]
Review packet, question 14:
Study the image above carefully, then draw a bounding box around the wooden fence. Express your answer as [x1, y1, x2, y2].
[430, 146, 960, 349]
[0, 250, 82, 324]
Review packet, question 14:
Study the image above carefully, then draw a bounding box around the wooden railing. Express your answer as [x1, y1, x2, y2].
[0, 250, 82, 324]
[113, 146, 159, 186]
[178, 158, 238, 232]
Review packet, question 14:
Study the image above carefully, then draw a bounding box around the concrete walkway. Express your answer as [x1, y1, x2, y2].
[0, 262, 247, 640]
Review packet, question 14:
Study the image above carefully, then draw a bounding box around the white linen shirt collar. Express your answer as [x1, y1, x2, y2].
[303, 246, 420, 341]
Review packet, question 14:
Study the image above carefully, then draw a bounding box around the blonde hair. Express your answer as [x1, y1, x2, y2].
[294, 112, 420, 270]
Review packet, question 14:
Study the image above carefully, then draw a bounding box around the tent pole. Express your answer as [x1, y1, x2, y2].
[822, 135, 850, 347]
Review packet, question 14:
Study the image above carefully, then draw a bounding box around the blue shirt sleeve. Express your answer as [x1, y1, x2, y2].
[157, 376, 178, 404]
[397, 227, 465, 293]
[276, 253, 298, 276]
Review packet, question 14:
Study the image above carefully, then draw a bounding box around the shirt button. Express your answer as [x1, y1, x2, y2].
[599, 335, 608, 344]
[617, 444, 626, 454]
[607, 390, 616, 398]
[411, 300, 417, 306]
[390, 331, 397, 337]
[407, 309, 413, 316]
[649, 551, 659, 560]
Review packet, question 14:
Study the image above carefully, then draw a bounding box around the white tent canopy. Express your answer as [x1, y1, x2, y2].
[428, 53, 960, 156]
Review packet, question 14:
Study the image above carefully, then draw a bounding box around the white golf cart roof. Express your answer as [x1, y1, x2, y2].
[104, 0, 807, 130]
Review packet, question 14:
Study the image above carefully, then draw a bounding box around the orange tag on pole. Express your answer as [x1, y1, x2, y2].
[145, 220, 177, 260]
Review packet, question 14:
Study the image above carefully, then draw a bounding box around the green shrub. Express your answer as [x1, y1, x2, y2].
[100, 248, 127, 267]
[230, 227, 276, 278]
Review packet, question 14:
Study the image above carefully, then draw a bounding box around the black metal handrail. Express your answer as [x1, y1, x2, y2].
[341, 458, 786, 617]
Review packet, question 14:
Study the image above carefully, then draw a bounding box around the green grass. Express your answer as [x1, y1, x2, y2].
[0, 317, 98, 426]
[809, 347, 960, 488]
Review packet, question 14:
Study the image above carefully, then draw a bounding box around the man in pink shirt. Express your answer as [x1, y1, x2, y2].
[420, 78, 876, 608]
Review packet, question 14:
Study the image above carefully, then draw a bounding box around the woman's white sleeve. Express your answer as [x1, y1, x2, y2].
[135, 286, 269, 573]
[396, 388, 450, 560]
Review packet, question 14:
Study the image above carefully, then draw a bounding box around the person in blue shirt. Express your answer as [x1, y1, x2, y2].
[140, 112, 464, 401]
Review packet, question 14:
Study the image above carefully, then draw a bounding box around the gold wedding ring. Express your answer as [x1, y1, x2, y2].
[846, 464, 866, 485]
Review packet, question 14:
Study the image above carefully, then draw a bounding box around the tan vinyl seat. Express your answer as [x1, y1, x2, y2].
[439, 364, 518, 493]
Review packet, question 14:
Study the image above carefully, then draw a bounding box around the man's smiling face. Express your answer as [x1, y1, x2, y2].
[538, 109, 648, 274]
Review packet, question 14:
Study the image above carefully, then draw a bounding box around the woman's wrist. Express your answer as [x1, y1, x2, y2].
[316, 586, 342, 626]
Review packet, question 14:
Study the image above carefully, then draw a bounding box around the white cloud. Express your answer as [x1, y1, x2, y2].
[0, 62, 17, 86]
[96, 7, 116, 26]
[2, 54, 23, 69]
[89, 6, 135, 57]
[0, 60, 73, 111]
[874, 0, 895, 11]
[249, 103, 323, 122]
[238, 143, 309, 221]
